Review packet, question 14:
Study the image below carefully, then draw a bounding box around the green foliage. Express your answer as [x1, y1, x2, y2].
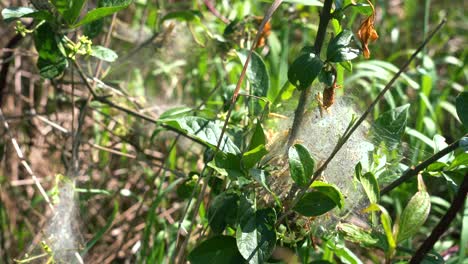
[288, 49, 323, 90]
[188, 236, 245, 264]
[288, 143, 315, 187]
[1, 0, 465, 263]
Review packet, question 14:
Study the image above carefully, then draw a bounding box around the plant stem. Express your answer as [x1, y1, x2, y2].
[287, 0, 333, 147]
[381, 135, 465, 195]
[409, 173, 468, 264]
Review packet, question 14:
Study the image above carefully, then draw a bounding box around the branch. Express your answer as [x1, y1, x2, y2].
[287, 0, 333, 147]
[381, 135, 465, 195]
[409, 173, 468, 263]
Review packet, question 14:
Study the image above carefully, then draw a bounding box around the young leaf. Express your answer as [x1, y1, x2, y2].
[62, 0, 87, 24]
[364, 204, 396, 256]
[288, 50, 323, 90]
[310, 181, 345, 209]
[207, 192, 240, 234]
[288, 143, 315, 187]
[90, 45, 118, 62]
[188, 236, 245, 264]
[456, 91, 468, 129]
[237, 50, 270, 114]
[360, 172, 380, 204]
[293, 191, 337, 217]
[248, 121, 266, 151]
[396, 175, 431, 242]
[326, 29, 360, 63]
[236, 208, 276, 264]
[374, 104, 410, 148]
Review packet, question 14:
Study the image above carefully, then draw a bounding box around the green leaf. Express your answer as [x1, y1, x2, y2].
[1, 6, 52, 22]
[288, 144, 315, 187]
[396, 190, 431, 242]
[63, 0, 87, 24]
[51, 0, 70, 16]
[337, 223, 387, 250]
[236, 208, 276, 264]
[188, 236, 245, 264]
[237, 50, 270, 113]
[288, 50, 323, 90]
[242, 145, 268, 169]
[326, 29, 360, 63]
[72, 1, 132, 28]
[90, 45, 118, 62]
[207, 192, 240, 234]
[360, 172, 380, 204]
[364, 204, 396, 255]
[318, 69, 335, 86]
[161, 116, 240, 155]
[162, 10, 202, 22]
[456, 91, 468, 129]
[293, 191, 337, 216]
[34, 23, 68, 79]
[310, 181, 345, 209]
[374, 104, 410, 148]
[448, 152, 468, 170]
[248, 121, 266, 151]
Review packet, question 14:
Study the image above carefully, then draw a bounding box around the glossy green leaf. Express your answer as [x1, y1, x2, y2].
[326, 29, 360, 62]
[237, 50, 270, 113]
[90, 45, 118, 62]
[34, 23, 68, 79]
[72, 0, 132, 27]
[456, 91, 468, 129]
[396, 190, 431, 242]
[242, 145, 268, 169]
[1, 6, 52, 22]
[248, 121, 266, 151]
[161, 116, 240, 155]
[207, 192, 240, 234]
[288, 50, 323, 90]
[374, 104, 410, 148]
[360, 172, 380, 204]
[188, 236, 245, 264]
[311, 181, 344, 209]
[288, 144, 315, 187]
[293, 191, 337, 216]
[236, 208, 276, 264]
[318, 69, 335, 86]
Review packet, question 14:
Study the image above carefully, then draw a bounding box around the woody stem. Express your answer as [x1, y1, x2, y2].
[287, 0, 333, 147]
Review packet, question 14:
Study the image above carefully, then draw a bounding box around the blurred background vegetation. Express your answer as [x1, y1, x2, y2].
[0, 0, 466, 263]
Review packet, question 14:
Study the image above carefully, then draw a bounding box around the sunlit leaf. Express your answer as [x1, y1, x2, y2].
[288, 49, 323, 90]
[236, 208, 276, 264]
[288, 144, 315, 187]
[293, 191, 336, 216]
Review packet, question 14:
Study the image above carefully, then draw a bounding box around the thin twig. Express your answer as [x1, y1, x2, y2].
[409, 173, 468, 263]
[0, 108, 54, 211]
[381, 135, 464, 195]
